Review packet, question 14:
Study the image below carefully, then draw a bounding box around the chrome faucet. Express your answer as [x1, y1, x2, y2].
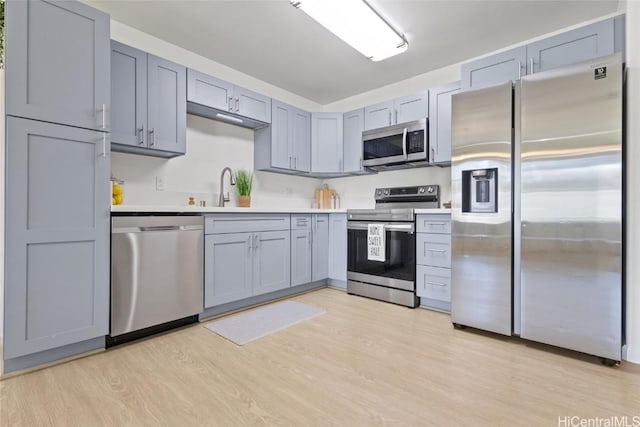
[218, 167, 236, 207]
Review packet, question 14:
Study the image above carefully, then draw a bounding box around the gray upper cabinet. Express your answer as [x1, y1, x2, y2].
[111, 41, 186, 157]
[461, 46, 527, 89]
[147, 55, 187, 154]
[428, 82, 461, 165]
[364, 91, 429, 131]
[186, 69, 271, 128]
[312, 113, 344, 173]
[4, 117, 110, 359]
[111, 42, 147, 148]
[6, 0, 110, 132]
[462, 17, 621, 89]
[526, 19, 614, 74]
[343, 108, 365, 173]
[312, 215, 329, 281]
[255, 100, 310, 173]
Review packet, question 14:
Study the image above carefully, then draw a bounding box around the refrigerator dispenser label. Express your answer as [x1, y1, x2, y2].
[595, 67, 607, 80]
[368, 224, 386, 262]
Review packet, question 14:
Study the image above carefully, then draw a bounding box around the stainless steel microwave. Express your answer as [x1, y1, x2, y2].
[362, 118, 428, 168]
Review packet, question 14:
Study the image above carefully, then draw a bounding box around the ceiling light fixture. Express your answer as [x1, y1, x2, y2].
[290, 0, 408, 62]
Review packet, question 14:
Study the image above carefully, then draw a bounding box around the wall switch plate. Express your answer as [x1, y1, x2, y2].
[156, 176, 166, 191]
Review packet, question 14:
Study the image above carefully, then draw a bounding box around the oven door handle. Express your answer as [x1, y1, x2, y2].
[347, 222, 415, 233]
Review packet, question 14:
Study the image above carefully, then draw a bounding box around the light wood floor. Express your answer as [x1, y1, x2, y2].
[1, 288, 639, 426]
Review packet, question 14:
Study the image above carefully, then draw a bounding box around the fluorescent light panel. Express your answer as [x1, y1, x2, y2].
[291, 0, 408, 61]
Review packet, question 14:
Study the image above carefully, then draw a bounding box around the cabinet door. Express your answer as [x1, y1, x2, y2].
[204, 233, 253, 308]
[364, 100, 394, 130]
[290, 229, 312, 286]
[186, 68, 233, 112]
[527, 19, 614, 74]
[328, 214, 347, 285]
[234, 86, 272, 124]
[270, 100, 292, 170]
[428, 82, 461, 164]
[147, 55, 187, 154]
[6, 0, 110, 131]
[4, 117, 110, 359]
[312, 215, 329, 281]
[311, 113, 343, 173]
[292, 108, 311, 172]
[395, 91, 429, 124]
[461, 46, 526, 89]
[111, 42, 148, 148]
[253, 231, 291, 295]
[343, 108, 364, 173]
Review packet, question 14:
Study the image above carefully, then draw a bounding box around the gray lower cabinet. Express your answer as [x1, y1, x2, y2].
[311, 215, 329, 281]
[5, 0, 110, 132]
[291, 215, 312, 287]
[4, 117, 110, 360]
[187, 69, 271, 127]
[416, 214, 452, 312]
[428, 81, 461, 165]
[204, 215, 291, 308]
[255, 100, 310, 173]
[111, 41, 186, 157]
[311, 113, 343, 173]
[328, 214, 347, 287]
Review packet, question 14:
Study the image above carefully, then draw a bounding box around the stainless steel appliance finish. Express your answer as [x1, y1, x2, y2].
[519, 57, 622, 360]
[347, 185, 439, 308]
[450, 54, 623, 361]
[362, 118, 428, 169]
[110, 215, 204, 338]
[451, 82, 513, 336]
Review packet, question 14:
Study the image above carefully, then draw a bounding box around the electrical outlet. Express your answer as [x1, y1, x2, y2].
[155, 176, 166, 191]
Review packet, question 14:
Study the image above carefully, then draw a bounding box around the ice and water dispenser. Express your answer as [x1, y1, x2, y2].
[462, 168, 498, 213]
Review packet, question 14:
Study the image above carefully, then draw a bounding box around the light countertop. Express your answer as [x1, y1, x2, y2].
[414, 208, 451, 214]
[111, 205, 347, 214]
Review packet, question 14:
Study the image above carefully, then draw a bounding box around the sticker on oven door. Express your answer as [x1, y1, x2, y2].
[368, 224, 386, 262]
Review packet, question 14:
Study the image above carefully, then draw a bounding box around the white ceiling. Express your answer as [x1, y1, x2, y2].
[86, 0, 620, 104]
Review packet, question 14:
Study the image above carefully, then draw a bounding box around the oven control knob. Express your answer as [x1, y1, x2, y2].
[427, 186, 434, 193]
[383, 189, 390, 196]
[418, 187, 426, 194]
[376, 189, 383, 197]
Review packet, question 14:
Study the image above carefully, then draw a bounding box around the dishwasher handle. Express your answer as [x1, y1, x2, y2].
[113, 225, 204, 234]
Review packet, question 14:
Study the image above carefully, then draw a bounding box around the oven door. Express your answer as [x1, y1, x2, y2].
[347, 221, 416, 290]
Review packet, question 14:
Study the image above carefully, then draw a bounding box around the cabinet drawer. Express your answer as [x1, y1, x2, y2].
[417, 233, 451, 268]
[416, 266, 451, 302]
[205, 214, 290, 234]
[416, 214, 451, 234]
[291, 214, 311, 230]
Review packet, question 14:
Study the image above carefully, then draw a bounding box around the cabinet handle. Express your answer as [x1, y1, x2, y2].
[427, 249, 447, 253]
[395, 109, 398, 124]
[149, 128, 156, 147]
[294, 157, 297, 169]
[137, 126, 145, 145]
[426, 281, 447, 287]
[101, 103, 108, 130]
[228, 96, 234, 111]
[428, 222, 447, 227]
[360, 157, 363, 170]
[518, 61, 522, 80]
[338, 158, 342, 172]
[101, 133, 107, 157]
[530, 58, 534, 74]
[388, 111, 392, 125]
[309, 231, 312, 247]
[235, 97, 239, 112]
[253, 234, 260, 250]
[289, 156, 292, 169]
[247, 235, 252, 252]
[431, 147, 435, 163]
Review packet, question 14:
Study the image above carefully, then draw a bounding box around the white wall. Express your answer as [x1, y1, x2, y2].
[624, 1, 639, 363]
[110, 21, 323, 208]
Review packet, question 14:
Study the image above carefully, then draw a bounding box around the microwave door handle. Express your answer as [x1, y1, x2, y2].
[402, 127, 408, 159]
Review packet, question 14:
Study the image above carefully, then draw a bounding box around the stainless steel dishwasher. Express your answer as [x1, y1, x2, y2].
[109, 215, 204, 345]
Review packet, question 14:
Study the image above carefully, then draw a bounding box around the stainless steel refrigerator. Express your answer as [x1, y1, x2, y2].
[450, 54, 623, 361]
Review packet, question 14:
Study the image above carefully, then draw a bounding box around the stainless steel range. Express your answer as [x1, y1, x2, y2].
[347, 185, 440, 307]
